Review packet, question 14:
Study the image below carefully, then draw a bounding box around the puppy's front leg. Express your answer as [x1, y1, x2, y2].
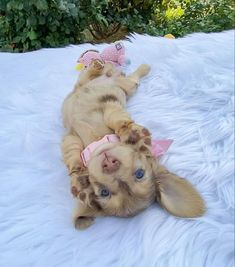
[73, 198, 95, 230]
[61, 134, 89, 197]
[103, 103, 151, 145]
[73, 189, 105, 230]
[103, 102, 133, 134]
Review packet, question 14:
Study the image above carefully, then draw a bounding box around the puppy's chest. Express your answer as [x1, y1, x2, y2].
[73, 85, 126, 144]
[88, 74, 116, 86]
[77, 84, 126, 110]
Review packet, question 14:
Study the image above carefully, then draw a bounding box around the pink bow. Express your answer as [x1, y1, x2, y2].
[151, 139, 173, 158]
[81, 135, 173, 166]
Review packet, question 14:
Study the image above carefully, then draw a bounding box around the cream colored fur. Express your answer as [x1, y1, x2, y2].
[61, 60, 205, 230]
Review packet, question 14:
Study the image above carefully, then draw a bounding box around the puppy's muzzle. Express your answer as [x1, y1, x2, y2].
[102, 154, 120, 174]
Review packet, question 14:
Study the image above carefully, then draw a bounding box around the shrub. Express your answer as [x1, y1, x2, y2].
[0, 0, 155, 52]
[0, 0, 85, 52]
[146, 0, 235, 37]
[79, 0, 154, 41]
[0, 0, 234, 52]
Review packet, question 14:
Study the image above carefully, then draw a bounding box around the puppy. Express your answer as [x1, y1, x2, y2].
[61, 60, 205, 230]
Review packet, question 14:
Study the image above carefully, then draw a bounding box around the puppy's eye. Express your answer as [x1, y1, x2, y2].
[134, 168, 145, 180]
[100, 188, 110, 197]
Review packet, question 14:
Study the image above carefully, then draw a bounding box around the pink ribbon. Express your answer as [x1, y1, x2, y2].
[151, 139, 173, 158]
[81, 134, 173, 166]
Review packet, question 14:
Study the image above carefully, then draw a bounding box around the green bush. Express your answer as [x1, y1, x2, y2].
[79, 0, 154, 40]
[0, 0, 155, 52]
[0, 0, 86, 52]
[147, 0, 235, 37]
[0, 0, 234, 52]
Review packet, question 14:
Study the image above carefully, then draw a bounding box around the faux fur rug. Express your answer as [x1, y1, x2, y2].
[0, 30, 234, 267]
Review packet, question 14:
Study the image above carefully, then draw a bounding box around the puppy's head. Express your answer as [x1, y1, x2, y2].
[75, 135, 205, 229]
[87, 142, 156, 217]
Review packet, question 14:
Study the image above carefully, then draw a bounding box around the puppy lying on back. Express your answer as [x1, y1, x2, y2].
[61, 60, 205, 230]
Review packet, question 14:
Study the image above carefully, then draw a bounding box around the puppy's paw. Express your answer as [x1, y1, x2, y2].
[71, 185, 79, 198]
[90, 59, 104, 71]
[70, 169, 90, 198]
[138, 64, 151, 77]
[74, 216, 94, 230]
[118, 123, 151, 145]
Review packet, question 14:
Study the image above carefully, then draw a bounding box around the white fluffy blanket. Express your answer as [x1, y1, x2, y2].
[0, 31, 234, 267]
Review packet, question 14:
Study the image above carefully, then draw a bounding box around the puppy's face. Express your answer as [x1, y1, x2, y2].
[75, 139, 205, 230]
[87, 142, 155, 217]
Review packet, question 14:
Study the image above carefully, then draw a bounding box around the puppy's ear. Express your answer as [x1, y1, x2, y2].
[153, 163, 205, 217]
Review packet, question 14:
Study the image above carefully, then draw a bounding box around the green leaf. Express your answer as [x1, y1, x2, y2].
[68, 3, 76, 9]
[13, 36, 22, 42]
[38, 16, 46, 25]
[79, 11, 86, 19]
[70, 7, 78, 17]
[36, 0, 48, 10]
[27, 17, 37, 27]
[18, 3, 24, 10]
[28, 30, 37, 40]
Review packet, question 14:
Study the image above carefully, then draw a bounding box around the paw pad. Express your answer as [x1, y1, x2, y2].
[92, 59, 104, 70]
[126, 130, 140, 144]
[71, 186, 78, 197]
[78, 175, 90, 188]
[144, 138, 151, 145]
[78, 192, 86, 202]
[142, 128, 150, 136]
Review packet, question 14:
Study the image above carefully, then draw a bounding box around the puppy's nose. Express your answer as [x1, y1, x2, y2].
[102, 155, 120, 174]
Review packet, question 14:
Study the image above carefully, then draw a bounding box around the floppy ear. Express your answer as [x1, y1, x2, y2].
[153, 163, 205, 217]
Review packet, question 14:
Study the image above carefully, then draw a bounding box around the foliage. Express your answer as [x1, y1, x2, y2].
[0, 0, 85, 52]
[146, 0, 235, 37]
[79, 0, 155, 41]
[0, 0, 234, 52]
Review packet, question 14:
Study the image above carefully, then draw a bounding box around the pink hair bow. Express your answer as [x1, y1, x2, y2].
[81, 134, 173, 166]
[151, 139, 173, 158]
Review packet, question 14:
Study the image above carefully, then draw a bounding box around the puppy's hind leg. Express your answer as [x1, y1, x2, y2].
[116, 64, 150, 96]
[128, 64, 151, 82]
